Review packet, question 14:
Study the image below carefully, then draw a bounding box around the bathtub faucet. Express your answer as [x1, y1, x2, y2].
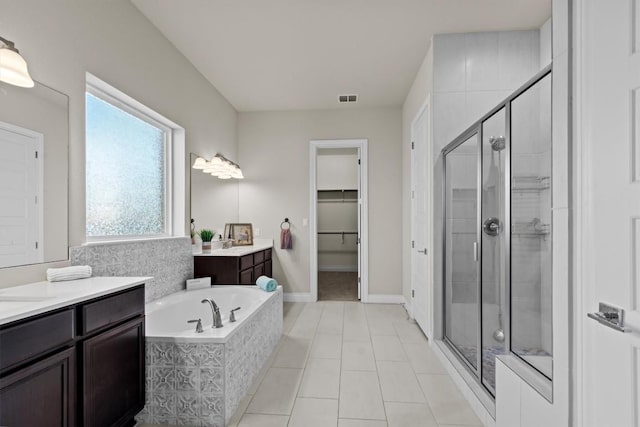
[201, 298, 223, 328]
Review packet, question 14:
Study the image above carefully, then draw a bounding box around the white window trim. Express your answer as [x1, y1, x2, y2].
[85, 73, 185, 242]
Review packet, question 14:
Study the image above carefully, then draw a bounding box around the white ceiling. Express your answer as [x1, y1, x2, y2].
[132, 0, 551, 112]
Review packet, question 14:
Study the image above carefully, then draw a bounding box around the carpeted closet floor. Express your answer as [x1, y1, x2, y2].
[317, 271, 359, 301]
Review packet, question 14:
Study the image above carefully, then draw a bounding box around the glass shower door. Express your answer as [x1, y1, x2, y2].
[480, 108, 508, 394]
[444, 133, 480, 370]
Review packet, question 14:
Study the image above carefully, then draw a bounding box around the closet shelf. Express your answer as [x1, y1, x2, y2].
[511, 219, 550, 237]
[318, 189, 358, 203]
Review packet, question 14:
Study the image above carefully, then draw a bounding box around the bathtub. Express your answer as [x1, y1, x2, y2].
[136, 286, 283, 427]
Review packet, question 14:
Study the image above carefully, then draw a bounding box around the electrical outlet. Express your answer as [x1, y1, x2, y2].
[254, 228, 260, 236]
[303, 218, 308, 227]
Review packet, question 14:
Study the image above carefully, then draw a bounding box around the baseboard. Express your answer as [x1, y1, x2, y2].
[402, 296, 413, 317]
[365, 294, 405, 304]
[283, 292, 315, 302]
[318, 265, 358, 272]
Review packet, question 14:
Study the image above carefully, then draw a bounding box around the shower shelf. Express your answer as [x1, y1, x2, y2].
[511, 219, 550, 237]
[511, 176, 550, 192]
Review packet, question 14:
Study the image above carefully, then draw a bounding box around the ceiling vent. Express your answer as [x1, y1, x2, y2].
[338, 94, 358, 103]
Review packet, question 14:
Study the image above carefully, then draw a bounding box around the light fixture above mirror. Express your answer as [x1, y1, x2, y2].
[0, 36, 34, 88]
[192, 153, 243, 179]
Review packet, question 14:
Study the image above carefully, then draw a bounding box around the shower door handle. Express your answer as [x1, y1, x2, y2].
[473, 242, 478, 261]
[417, 248, 427, 255]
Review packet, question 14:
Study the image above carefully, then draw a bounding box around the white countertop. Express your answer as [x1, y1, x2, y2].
[0, 276, 151, 326]
[195, 239, 273, 257]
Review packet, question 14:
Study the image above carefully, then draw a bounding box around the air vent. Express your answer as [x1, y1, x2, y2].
[338, 94, 358, 103]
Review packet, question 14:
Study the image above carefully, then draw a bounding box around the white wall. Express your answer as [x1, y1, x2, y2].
[0, 0, 238, 286]
[237, 108, 402, 296]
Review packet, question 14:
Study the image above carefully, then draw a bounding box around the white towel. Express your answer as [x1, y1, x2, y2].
[46, 266, 93, 282]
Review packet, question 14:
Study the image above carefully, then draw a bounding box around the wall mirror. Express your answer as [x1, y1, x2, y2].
[189, 152, 239, 240]
[0, 81, 69, 269]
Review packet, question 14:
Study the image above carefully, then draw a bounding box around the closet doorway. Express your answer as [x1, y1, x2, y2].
[310, 139, 368, 302]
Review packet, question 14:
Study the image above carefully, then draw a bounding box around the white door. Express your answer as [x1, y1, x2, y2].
[0, 122, 43, 268]
[577, 1, 640, 425]
[411, 104, 431, 336]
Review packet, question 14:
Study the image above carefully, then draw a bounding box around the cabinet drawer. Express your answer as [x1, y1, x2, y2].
[254, 250, 264, 264]
[264, 248, 272, 260]
[79, 286, 144, 335]
[240, 254, 254, 271]
[0, 309, 74, 373]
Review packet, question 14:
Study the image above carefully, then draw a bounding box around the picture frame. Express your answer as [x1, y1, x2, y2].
[228, 223, 253, 246]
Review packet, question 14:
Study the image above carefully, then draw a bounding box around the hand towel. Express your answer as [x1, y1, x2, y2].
[280, 228, 292, 250]
[256, 275, 277, 292]
[46, 265, 92, 282]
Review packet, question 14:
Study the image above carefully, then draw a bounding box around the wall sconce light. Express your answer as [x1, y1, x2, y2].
[0, 36, 34, 88]
[192, 153, 244, 180]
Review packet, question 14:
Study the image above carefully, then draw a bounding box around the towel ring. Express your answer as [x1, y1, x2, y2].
[281, 218, 291, 230]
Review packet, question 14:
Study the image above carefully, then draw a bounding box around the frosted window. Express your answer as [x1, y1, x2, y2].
[86, 92, 167, 238]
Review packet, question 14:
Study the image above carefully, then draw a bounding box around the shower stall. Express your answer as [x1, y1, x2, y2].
[442, 67, 552, 397]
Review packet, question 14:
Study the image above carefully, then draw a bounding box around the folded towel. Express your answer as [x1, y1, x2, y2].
[256, 275, 277, 292]
[47, 265, 92, 282]
[280, 228, 292, 250]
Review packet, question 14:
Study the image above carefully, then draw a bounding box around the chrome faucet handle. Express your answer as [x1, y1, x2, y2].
[187, 318, 203, 333]
[230, 307, 241, 322]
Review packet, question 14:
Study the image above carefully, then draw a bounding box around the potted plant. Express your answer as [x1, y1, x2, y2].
[199, 229, 215, 253]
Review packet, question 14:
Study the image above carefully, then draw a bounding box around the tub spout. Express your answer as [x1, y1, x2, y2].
[201, 298, 223, 328]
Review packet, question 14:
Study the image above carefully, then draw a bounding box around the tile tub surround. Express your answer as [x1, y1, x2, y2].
[137, 287, 283, 427]
[70, 237, 193, 303]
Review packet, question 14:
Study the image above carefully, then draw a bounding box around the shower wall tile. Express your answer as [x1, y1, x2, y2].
[433, 92, 466, 148]
[465, 32, 500, 91]
[498, 31, 539, 91]
[466, 90, 510, 125]
[69, 237, 193, 303]
[433, 33, 466, 92]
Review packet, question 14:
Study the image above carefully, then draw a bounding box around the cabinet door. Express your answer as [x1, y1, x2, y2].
[254, 262, 265, 279]
[0, 346, 75, 427]
[82, 316, 144, 427]
[239, 268, 253, 285]
[265, 259, 273, 277]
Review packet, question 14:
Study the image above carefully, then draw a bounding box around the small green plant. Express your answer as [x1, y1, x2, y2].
[198, 229, 215, 242]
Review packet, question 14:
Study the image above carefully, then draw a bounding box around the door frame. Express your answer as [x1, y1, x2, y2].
[310, 139, 369, 302]
[410, 97, 433, 336]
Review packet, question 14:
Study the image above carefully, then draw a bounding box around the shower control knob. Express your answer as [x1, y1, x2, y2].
[483, 217, 501, 236]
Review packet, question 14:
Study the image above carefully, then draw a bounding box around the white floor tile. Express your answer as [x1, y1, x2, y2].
[246, 367, 303, 415]
[299, 358, 341, 399]
[318, 303, 345, 334]
[271, 336, 312, 368]
[401, 342, 447, 374]
[339, 371, 386, 420]
[384, 402, 438, 427]
[237, 413, 290, 427]
[393, 321, 427, 344]
[288, 397, 339, 427]
[338, 419, 388, 427]
[342, 341, 377, 371]
[377, 361, 426, 403]
[417, 374, 483, 426]
[310, 333, 343, 359]
[372, 335, 407, 361]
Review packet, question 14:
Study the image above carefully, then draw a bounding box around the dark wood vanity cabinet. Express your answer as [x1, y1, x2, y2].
[0, 285, 145, 427]
[195, 248, 273, 284]
[77, 286, 145, 427]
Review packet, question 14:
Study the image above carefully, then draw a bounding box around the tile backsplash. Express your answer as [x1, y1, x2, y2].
[70, 237, 193, 302]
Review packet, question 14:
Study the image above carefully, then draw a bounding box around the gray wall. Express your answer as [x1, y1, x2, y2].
[0, 0, 238, 287]
[237, 108, 402, 296]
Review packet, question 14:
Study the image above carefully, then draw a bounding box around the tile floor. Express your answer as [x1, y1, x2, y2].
[142, 301, 484, 427]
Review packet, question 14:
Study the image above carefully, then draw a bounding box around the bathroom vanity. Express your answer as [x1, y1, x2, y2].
[0, 276, 148, 427]
[194, 241, 273, 284]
